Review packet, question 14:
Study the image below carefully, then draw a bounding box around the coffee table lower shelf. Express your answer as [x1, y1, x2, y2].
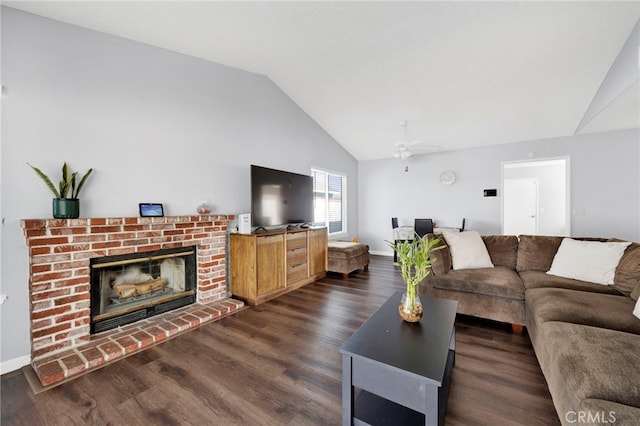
[352, 349, 455, 426]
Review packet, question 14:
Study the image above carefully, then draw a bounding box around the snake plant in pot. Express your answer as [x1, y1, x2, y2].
[387, 233, 443, 322]
[28, 162, 93, 219]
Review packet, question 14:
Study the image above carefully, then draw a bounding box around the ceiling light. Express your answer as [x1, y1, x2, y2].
[394, 149, 412, 160]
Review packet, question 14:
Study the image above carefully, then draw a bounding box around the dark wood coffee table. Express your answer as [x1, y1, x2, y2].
[339, 291, 457, 426]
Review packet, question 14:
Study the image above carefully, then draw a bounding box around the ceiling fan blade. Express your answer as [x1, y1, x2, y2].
[392, 120, 441, 159]
[408, 144, 442, 151]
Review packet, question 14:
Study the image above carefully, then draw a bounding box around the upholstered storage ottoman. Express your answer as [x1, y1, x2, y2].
[327, 241, 370, 279]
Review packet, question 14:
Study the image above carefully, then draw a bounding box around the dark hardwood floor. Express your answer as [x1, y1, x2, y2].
[1, 255, 560, 425]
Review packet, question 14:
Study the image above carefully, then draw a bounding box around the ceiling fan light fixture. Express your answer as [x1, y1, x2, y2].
[391, 120, 441, 163]
[393, 146, 412, 160]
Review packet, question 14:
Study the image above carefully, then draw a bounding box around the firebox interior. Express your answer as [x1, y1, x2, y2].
[90, 247, 197, 333]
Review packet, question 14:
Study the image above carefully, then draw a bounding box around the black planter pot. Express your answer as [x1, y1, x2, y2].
[52, 198, 80, 219]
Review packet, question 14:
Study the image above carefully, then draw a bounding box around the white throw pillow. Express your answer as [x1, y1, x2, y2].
[634, 298, 640, 321]
[443, 231, 494, 270]
[547, 238, 632, 285]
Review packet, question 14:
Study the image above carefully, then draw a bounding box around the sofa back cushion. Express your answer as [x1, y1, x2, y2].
[431, 233, 640, 294]
[547, 238, 631, 285]
[427, 234, 519, 275]
[443, 231, 494, 270]
[611, 241, 640, 296]
[632, 283, 640, 301]
[426, 234, 451, 276]
[516, 235, 564, 272]
[515, 235, 610, 273]
[482, 235, 519, 269]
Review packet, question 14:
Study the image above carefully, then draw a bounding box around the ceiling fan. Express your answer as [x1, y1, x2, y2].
[393, 121, 441, 160]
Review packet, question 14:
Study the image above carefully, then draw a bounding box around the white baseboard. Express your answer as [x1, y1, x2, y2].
[370, 250, 393, 256]
[1, 355, 31, 375]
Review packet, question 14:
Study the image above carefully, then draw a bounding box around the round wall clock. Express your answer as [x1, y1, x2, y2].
[439, 170, 456, 186]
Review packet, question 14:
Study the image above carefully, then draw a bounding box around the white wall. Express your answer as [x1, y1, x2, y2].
[0, 8, 358, 370]
[360, 129, 640, 255]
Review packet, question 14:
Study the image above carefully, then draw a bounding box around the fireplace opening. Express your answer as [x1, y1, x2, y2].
[90, 246, 197, 334]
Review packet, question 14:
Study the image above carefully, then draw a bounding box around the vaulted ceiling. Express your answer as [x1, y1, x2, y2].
[5, 1, 640, 161]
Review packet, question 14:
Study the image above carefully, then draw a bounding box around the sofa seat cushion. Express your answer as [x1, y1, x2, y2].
[327, 241, 369, 259]
[422, 284, 525, 325]
[526, 288, 640, 337]
[578, 399, 640, 425]
[519, 270, 622, 295]
[536, 322, 640, 418]
[430, 266, 524, 300]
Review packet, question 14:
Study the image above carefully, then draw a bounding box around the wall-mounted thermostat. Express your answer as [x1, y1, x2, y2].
[484, 189, 497, 197]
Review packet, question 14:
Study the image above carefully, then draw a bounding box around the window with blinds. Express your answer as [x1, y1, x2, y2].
[312, 168, 346, 235]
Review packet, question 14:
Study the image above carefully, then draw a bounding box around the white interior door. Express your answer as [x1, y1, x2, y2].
[503, 177, 538, 235]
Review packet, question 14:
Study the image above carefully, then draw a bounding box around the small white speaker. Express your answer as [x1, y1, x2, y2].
[238, 213, 251, 234]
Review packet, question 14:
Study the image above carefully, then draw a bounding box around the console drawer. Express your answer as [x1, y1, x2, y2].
[287, 263, 308, 283]
[287, 232, 307, 250]
[287, 247, 307, 266]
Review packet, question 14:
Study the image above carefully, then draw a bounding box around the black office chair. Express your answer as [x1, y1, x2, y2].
[414, 218, 434, 238]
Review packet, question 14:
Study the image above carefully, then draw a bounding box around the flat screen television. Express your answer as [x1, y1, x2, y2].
[251, 165, 314, 228]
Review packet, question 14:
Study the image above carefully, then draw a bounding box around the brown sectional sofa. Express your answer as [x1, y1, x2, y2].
[421, 234, 640, 425]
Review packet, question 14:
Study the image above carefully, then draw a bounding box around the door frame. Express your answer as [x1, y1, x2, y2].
[501, 156, 571, 236]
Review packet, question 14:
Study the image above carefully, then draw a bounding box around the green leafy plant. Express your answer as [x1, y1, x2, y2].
[386, 233, 443, 320]
[28, 162, 93, 199]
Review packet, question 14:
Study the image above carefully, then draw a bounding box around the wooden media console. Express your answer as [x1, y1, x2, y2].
[229, 228, 328, 305]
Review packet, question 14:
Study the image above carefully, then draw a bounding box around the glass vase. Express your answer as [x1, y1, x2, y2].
[197, 199, 211, 214]
[398, 287, 423, 323]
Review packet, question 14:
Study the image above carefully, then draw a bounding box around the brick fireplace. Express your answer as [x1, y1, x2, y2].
[21, 215, 244, 387]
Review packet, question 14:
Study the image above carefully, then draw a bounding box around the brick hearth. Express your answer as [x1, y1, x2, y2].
[21, 215, 244, 387]
[31, 298, 244, 388]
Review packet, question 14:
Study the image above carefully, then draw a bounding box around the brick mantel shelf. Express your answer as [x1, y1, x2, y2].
[21, 215, 244, 388]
